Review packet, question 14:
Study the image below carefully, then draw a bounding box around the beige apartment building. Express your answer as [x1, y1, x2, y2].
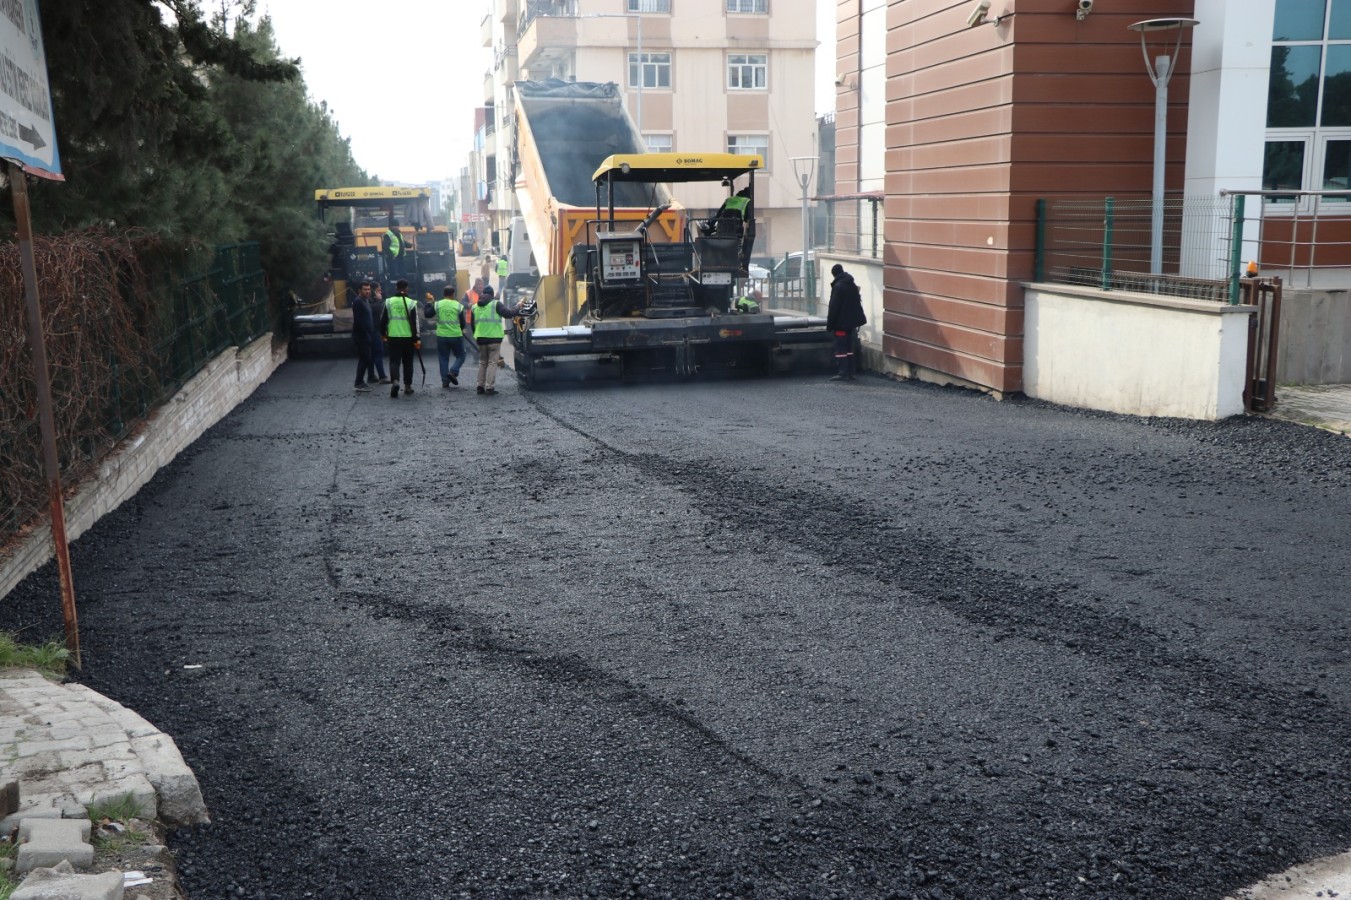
[480, 0, 819, 261]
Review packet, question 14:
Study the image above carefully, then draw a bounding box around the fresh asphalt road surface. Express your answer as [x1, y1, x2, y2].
[3, 349, 1349, 899]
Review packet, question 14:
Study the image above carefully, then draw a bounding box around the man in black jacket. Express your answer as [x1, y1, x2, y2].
[350, 281, 376, 392]
[826, 263, 867, 381]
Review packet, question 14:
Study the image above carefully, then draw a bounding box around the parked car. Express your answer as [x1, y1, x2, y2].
[771, 251, 818, 280]
[747, 262, 770, 280]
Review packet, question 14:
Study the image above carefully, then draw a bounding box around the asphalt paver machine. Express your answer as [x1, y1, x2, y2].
[510, 153, 830, 387]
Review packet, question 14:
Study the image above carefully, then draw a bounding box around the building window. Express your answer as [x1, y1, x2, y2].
[727, 0, 768, 12]
[629, 52, 672, 89]
[1265, 0, 1351, 204]
[727, 134, 769, 170]
[643, 133, 673, 153]
[728, 53, 768, 90]
[628, 0, 671, 11]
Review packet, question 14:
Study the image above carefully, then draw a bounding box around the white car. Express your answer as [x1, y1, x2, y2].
[747, 263, 770, 280]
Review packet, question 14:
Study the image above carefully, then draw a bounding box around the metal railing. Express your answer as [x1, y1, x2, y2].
[816, 193, 884, 259]
[1219, 189, 1351, 290]
[519, 0, 578, 35]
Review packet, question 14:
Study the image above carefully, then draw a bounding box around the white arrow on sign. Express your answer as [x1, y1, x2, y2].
[0, 0, 61, 179]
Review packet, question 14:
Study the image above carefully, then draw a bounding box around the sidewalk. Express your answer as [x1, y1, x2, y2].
[1, 668, 206, 899]
[1267, 383, 1351, 435]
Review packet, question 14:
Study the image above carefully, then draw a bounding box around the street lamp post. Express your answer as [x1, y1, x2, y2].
[791, 155, 817, 292]
[583, 13, 643, 133]
[1128, 17, 1199, 275]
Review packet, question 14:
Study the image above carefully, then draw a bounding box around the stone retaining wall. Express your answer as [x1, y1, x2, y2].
[0, 335, 286, 601]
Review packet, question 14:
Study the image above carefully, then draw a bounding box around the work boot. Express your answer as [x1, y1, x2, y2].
[404, 385, 414, 395]
[448, 372, 459, 385]
[485, 387, 497, 395]
[354, 384, 371, 393]
[390, 386, 399, 398]
[476, 385, 486, 395]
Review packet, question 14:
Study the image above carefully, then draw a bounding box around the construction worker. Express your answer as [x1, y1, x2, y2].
[426, 285, 467, 388]
[382, 217, 405, 281]
[468, 285, 533, 395]
[380, 279, 420, 397]
[495, 253, 509, 292]
[703, 187, 755, 269]
[733, 290, 762, 314]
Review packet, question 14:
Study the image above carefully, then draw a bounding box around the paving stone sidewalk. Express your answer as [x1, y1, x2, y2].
[1, 668, 207, 898]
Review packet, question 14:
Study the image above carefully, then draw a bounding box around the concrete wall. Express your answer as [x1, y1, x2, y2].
[1280, 289, 1351, 385]
[1024, 285, 1254, 420]
[0, 336, 286, 602]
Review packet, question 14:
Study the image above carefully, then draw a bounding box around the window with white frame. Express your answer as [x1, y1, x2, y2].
[727, 134, 769, 170]
[727, 0, 768, 12]
[1264, 0, 1351, 204]
[643, 133, 673, 153]
[629, 51, 672, 89]
[628, 0, 670, 12]
[728, 53, 768, 90]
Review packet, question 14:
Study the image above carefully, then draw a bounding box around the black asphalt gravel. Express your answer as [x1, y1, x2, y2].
[2, 352, 1349, 900]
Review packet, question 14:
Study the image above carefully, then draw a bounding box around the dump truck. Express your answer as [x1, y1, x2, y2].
[508, 79, 830, 387]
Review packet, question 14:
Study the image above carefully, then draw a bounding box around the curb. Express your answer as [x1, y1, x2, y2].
[1, 668, 207, 898]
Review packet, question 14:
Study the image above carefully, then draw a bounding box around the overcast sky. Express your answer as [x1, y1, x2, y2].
[257, 0, 835, 186]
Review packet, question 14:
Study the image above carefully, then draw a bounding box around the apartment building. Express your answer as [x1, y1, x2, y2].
[480, 0, 819, 260]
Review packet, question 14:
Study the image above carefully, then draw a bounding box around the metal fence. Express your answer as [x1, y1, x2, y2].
[1036, 192, 1351, 303]
[1035, 196, 1235, 303]
[159, 243, 270, 401]
[2, 241, 268, 538]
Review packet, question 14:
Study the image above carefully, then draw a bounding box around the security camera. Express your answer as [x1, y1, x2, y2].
[1076, 0, 1093, 20]
[966, 0, 991, 27]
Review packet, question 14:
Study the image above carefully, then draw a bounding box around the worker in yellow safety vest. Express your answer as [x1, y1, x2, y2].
[380, 279, 420, 397]
[425, 285, 467, 388]
[382, 218, 406, 281]
[468, 285, 534, 395]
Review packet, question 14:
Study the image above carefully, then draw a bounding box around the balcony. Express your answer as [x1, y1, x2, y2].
[517, 3, 580, 71]
[520, 0, 577, 34]
[481, 12, 492, 48]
